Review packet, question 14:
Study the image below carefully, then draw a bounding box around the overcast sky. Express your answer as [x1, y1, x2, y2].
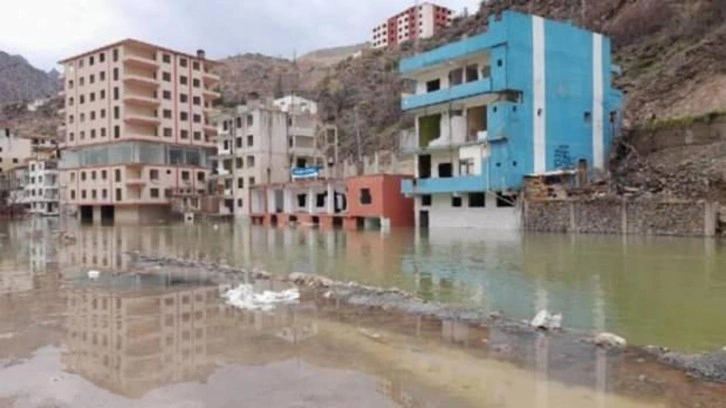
[0, 0, 480, 71]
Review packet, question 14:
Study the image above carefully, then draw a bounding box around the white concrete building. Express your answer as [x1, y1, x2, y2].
[24, 159, 60, 216]
[213, 99, 325, 217]
[272, 95, 318, 115]
[0, 127, 32, 175]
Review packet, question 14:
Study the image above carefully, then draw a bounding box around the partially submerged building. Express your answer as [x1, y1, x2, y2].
[25, 159, 60, 216]
[399, 11, 622, 229]
[249, 174, 414, 230]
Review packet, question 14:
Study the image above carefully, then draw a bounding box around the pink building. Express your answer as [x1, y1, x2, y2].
[57, 39, 220, 224]
[371, 2, 454, 49]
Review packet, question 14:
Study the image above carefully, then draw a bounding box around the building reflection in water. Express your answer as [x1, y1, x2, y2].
[0, 217, 60, 296]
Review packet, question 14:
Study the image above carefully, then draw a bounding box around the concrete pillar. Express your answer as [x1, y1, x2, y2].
[92, 205, 101, 225]
[373, 152, 380, 174]
[307, 187, 314, 214]
[705, 201, 718, 237]
[325, 182, 334, 214]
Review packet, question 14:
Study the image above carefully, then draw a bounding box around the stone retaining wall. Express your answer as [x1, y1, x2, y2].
[523, 199, 719, 237]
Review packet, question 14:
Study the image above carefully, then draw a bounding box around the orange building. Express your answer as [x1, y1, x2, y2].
[249, 174, 414, 230]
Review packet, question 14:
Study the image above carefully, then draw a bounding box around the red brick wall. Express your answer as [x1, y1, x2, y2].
[347, 175, 414, 228]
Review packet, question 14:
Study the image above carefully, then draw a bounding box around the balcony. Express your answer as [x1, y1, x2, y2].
[125, 178, 146, 186]
[124, 75, 160, 89]
[202, 71, 220, 86]
[402, 78, 493, 111]
[401, 175, 487, 195]
[123, 54, 159, 71]
[203, 89, 221, 100]
[124, 114, 161, 127]
[203, 124, 218, 136]
[124, 95, 160, 108]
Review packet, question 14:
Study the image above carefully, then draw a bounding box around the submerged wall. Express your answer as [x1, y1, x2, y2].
[523, 198, 718, 237]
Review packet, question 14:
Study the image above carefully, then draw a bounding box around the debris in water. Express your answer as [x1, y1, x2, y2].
[530, 310, 563, 330]
[592, 332, 627, 348]
[87, 270, 100, 280]
[222, 284, 299, 312]
[358, 328, 384, 342]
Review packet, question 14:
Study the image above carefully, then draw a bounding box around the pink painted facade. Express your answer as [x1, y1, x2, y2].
[372, 2, 454, 49]
[58, 39, 220, 223]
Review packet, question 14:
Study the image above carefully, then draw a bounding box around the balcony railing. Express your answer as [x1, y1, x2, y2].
[402, 78, 493, 111]
[123, 54, 159, 70]
[124, 75, 160, 89]
[401, 175, 488, 195]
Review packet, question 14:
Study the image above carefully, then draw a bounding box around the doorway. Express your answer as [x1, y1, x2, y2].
[79, 206, 93, 224]
[100, 205, 115, 225]
[418, 155, 431, 179]
[419, 210, 429, 228]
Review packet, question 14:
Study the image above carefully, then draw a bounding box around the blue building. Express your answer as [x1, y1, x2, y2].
[399, 11, 623, 229]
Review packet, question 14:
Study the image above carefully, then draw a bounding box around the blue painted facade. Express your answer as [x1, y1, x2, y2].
[400, 11, 623, 197]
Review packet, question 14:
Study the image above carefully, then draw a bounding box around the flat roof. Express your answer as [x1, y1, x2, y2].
[58, 38, 221, 66]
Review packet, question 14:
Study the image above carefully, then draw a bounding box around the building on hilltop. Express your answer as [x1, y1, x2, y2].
[0, 127, 32, 174]
[56, 39, 221, 224]
[398, 11, 623, 229]
[211, 96, 326, 218]
[372, 2, 453, 49]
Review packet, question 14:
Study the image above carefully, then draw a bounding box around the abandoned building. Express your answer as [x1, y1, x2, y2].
[399, 10, 623, 229]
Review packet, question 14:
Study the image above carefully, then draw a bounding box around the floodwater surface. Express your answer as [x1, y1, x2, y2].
[0, 218, 725, 407]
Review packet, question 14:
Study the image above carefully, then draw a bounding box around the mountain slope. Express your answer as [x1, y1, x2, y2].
[0, 51, 58, 105]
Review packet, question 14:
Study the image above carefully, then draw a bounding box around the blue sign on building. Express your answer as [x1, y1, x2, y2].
[291, 166, 321, 180]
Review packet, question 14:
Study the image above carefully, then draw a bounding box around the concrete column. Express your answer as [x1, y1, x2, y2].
[283, 189, 292, 213]
[92, 205, 101, 225]
[325, 182, 334, 214]
[307, 187, 314, 214]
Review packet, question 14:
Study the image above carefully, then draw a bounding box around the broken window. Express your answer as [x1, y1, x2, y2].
[448, 68, 463, 86]
[316, 193, 326, 207]
[465, 64, 478, 82]
[426, 79, 440, 93]
[452, 195, 462, 207]
[422, 194, 432, 207]
[468, 192, 485, 208]
[297, 194, 307, 208]
[438, 163, 453, 178]
[360, 188, 372, 205]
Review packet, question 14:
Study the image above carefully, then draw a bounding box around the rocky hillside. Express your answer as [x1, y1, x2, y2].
[315, 0, 726, 157]
[215, 44, 367, 106]
[0, 51, 58, 105]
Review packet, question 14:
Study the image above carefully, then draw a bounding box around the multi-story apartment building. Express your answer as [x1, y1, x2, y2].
[0, 126, 32, 174]
[213, 97, 325, 217]
[24, 159, 60, 216]
[57, 39, 220, 224]
[399, 11, 623, 229]
[371, 2, 453, 49]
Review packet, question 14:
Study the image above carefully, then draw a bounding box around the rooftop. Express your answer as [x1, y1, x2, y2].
[58, 38, 221, 66]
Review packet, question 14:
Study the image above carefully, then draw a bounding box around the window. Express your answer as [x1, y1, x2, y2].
[249, 177, 255, 186]
[438, 163, 453, 178]
[90, 111, 96, 120]
[449, 68, 463, 86]
[180, 75, 188, 85]
[101, 170, 107, 180]
[12, 158, 18, 163]
[452, 195, 462, 207]
[235, 137, 242, 149]
[162, 54, 171, 63]
[150, 188, 160, 198]
[79, 94, 85, 104]
[422, 194, 432, 206]
[236, 117, 242, 128]
[193, 131, 201, 140]
[70, 172, 76, 181]
[181, 171, 190, 181]
[179, 58, 187, 67]
[247, 155, 255, 167]
[465, 64, 478, 82]
[246, 114, 253, 126]
[149, 169, 159, 180]
[68, 80, 74, 89]
[196, 171, 205, 182]
[114, 169, 121, 182]
[468, 193, 485, 208]
[69, 132, 74, 141]
[114, 125, 120, 138]
[163, 109, 172, 119]
[100, 89, 106, 99]
[496, 193, 516, 208]
[100, 128, 107, 137]
[162, 72, 171, 81]
[181, 130, 189, 139]
[426, 79, 440, 92]
[360, 188, 372, 205]
[80, 131, 85, 140]
[113, 68, 118, 81]
[247, 135, 253, 147]
[180, 112, 188, 121]
[91, 170, 97, 180]
[91, 190, 97, 199]
[90, 92, 96, 102]
[79, 77, 84, 86]
[69, 114, 74, 123]
[584, 111, 592, 123]
[180, 93, 188, 103]
[192, 78, 200, 88]
[163, 90, 171, 100]
[99, 71, 106, 81]
[113, 106, 120, 119]
[102, 189, 108, 199]
[192, 96, 200, 105]
[237, 198, 243, 208]
[80, 113, 85, 122]
[70, 190, 76, 200]
[193, 61, 200, 70]
[115, 188, 121, 201]
[81, 190, 87, 199]
[113, 87, 119, 100]
[163, 128, 172, 137]
[90, 129, 96, 138]
[68, 97, 74, 106]
[89, 74, 95, 84]
[237, 177, 244, 188]
[193, 114, 201, 123]
[99, 52, 105, 63]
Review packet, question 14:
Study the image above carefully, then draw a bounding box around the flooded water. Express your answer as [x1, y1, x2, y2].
[1, 218, 726, 407]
